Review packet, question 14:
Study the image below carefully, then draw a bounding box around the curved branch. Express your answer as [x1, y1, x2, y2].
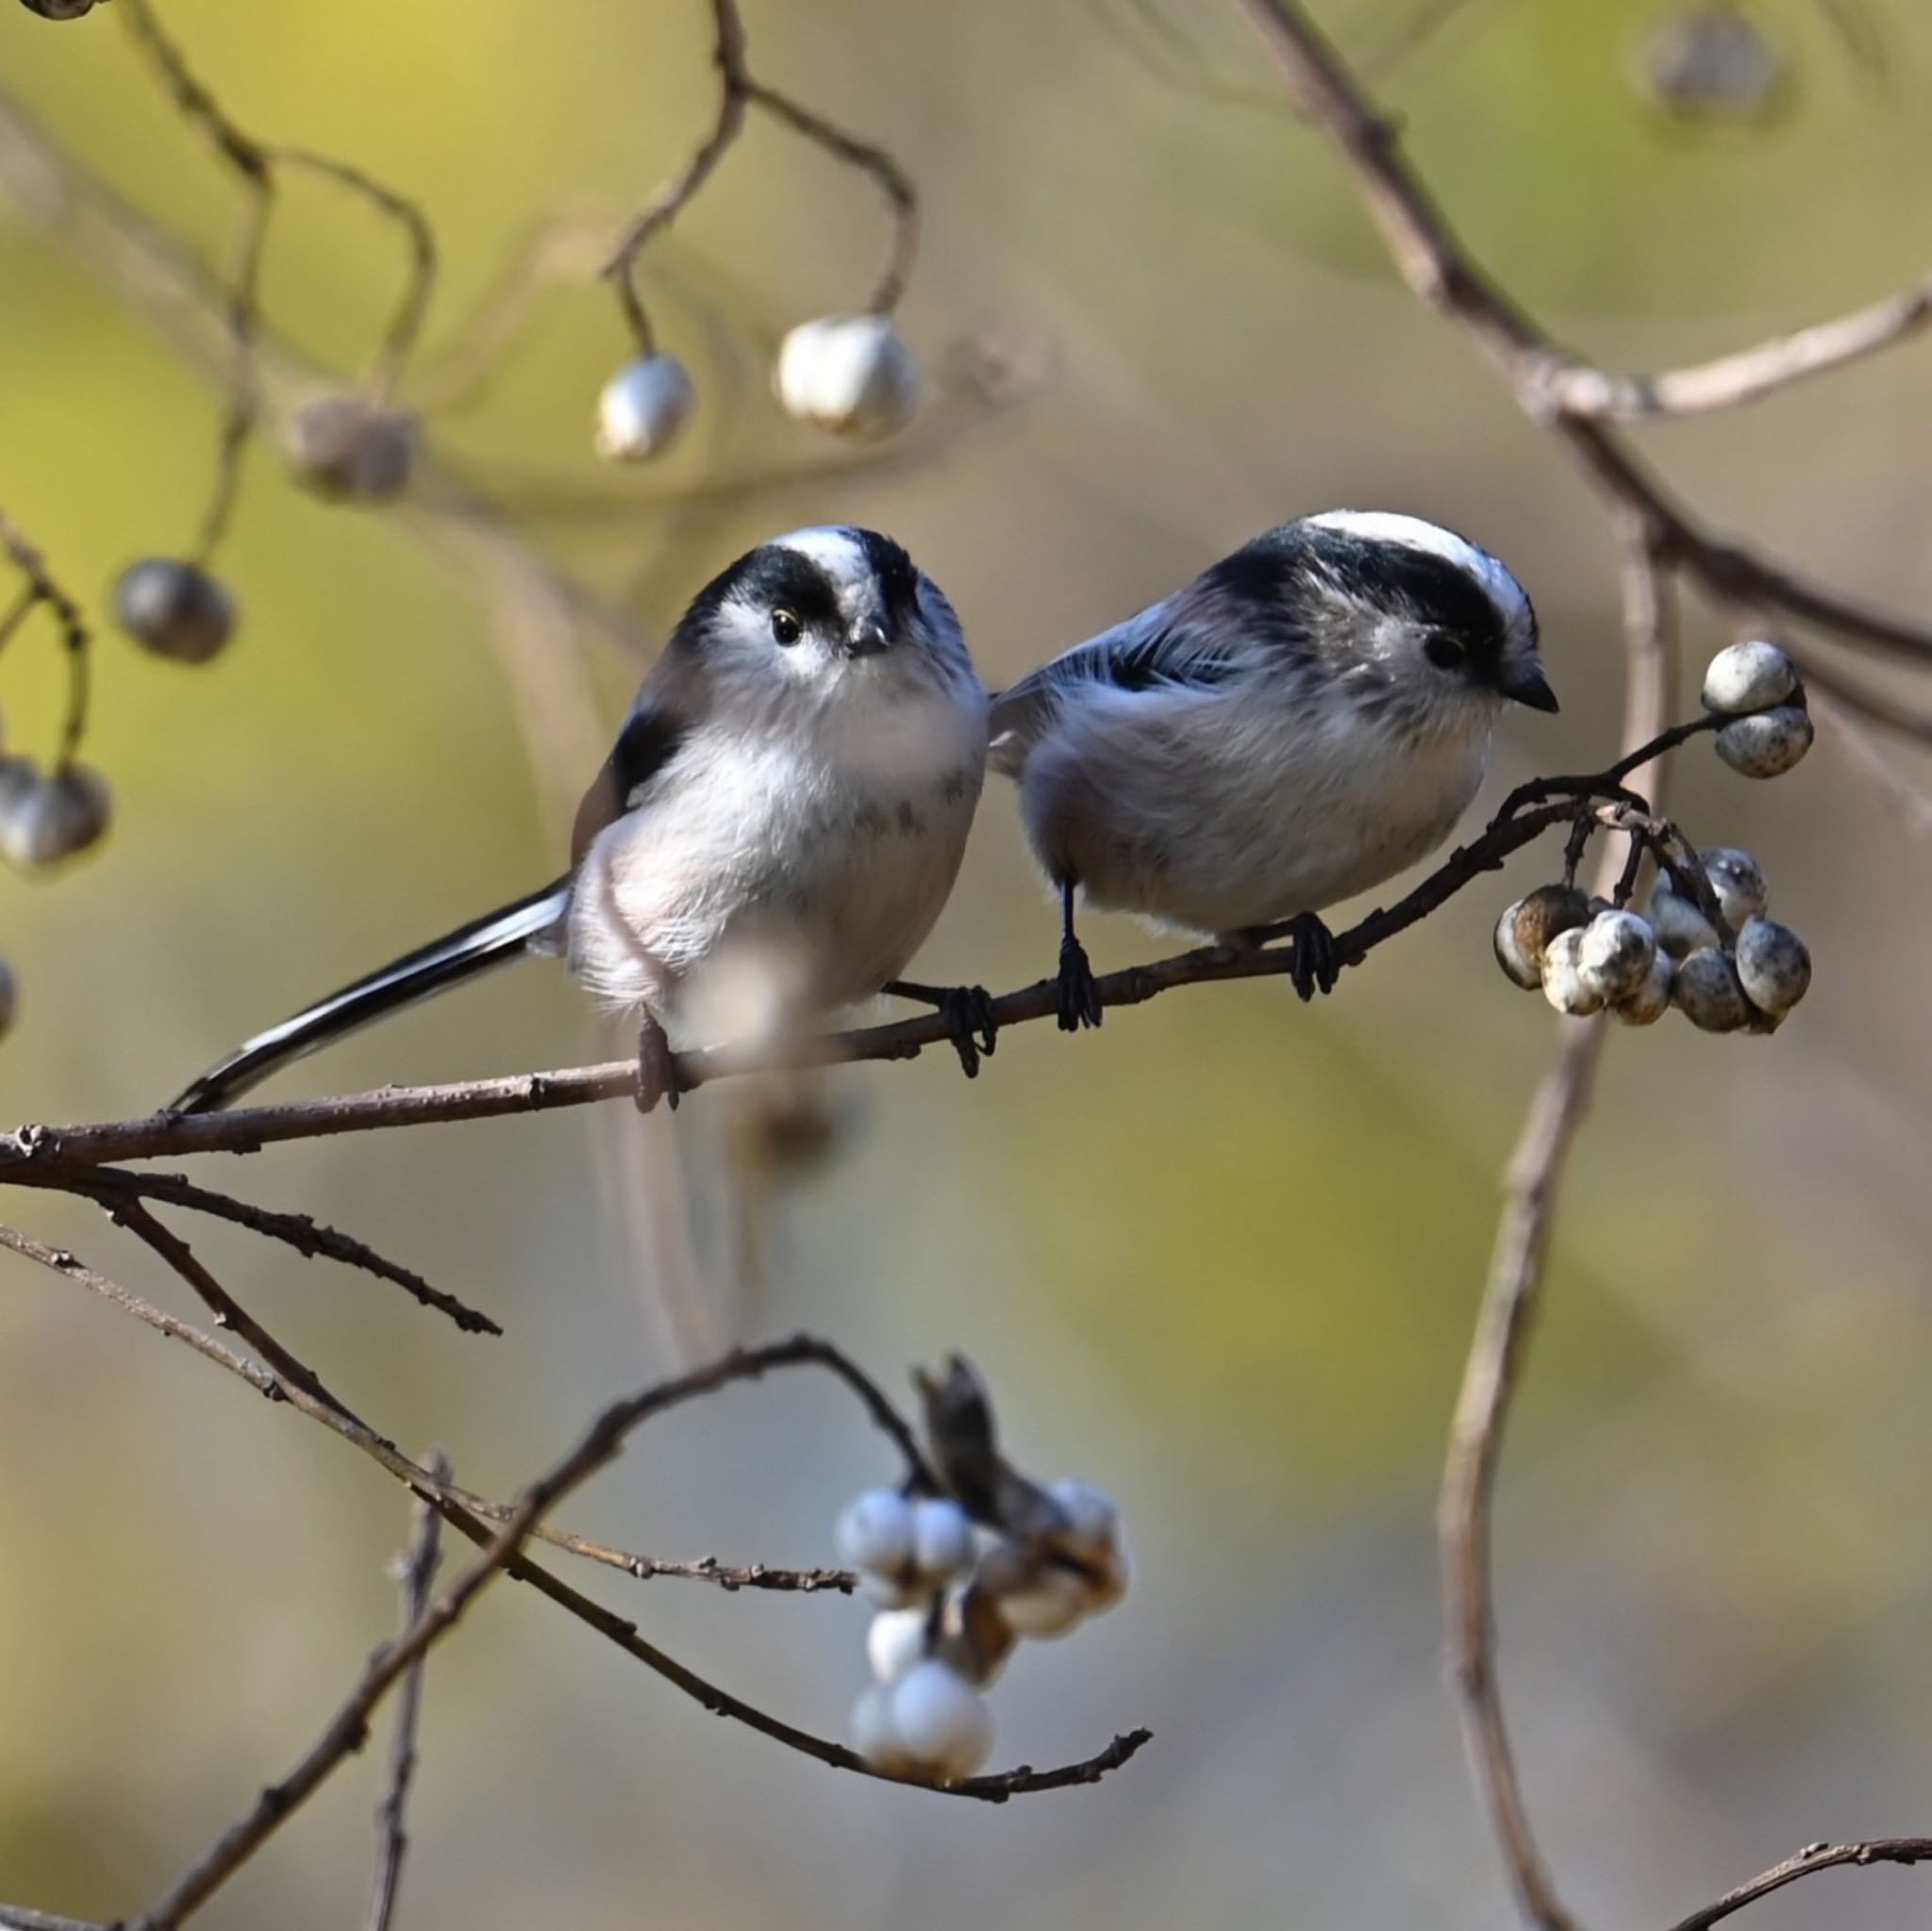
[1661, 1837, 1932, 1931]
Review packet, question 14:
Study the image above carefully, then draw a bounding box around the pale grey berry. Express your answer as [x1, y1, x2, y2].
[774, 314, 921, 439]
[1716, 706, 1812, 778]
[1637, 5, 1786, 121]
[0, 762, 110, 872]
[1494, 884, 1591, 990]
[1611, 948, 1674, 1026]
[1577, 909, 1657, 1003]
[1702, 640, 1798, 716]
[594, 354, 695, 461]
[1701, 847, 1768, 927]
[283, 395, 416, 502]
[114, 558, 236, 664]
[1672, 946, 1751, 1032]
[1541, 927, 1607, 1017]
[1734, 916, 1810, 1015]
[1649, 886, 1721, 957]
[0, 956, 16, 1040]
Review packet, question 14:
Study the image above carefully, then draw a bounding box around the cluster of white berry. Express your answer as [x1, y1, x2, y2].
[834, 1359, 1127, 1784]
[1495, 641, 1813, 1033]
[596, 313, 920, 464]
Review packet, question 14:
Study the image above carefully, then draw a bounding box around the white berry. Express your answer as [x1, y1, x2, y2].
[1576, 910, 1656, 1003]
[113, 558, 236, 664]
[1610, 947, 1674, 1026]
[835, 1489, 914, 1578]
[1494, 885, 1590, 990]
[1047, 1479, 1120, 1562]
[1541, 927, 1606, 1017]
[1734, 916, 1810, 1016]
[594, 354, 695, 461]
[1672, 947, 1751, 1032]
[979, 1542, 1090, 1638]
[1700, 847, 1768, 927]
[910, 1497, 975, 1584]
[283, 394, 416, 502]
[0, 762, 110, 872]
[1716, 706, 1812, 778]
[849, 1681, 907, 1770]
[1648, 887, 1720, 958]
[774, 314, 920, 439]
[866, 1606, 929, 1683]
[884, 1660, 994, 1781]
[1702, 640, 1798, 716]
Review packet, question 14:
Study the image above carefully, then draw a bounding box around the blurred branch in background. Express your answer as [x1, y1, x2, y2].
[1227, 2, 1932, 1925]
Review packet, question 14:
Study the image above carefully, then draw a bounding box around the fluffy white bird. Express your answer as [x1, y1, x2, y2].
[990, 511, 1557, 1023]
[169, 526, 992, 1113]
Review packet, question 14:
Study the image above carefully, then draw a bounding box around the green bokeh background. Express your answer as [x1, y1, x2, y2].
[3, 1, 1932, 1925]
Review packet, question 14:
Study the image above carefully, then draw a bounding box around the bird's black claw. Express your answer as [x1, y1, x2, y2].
[1057, 936, 1104, 1032]
[636, 1017, 682, 1115]
[1287, 912, 1340, 1003]
[942, 985, 998, 1079]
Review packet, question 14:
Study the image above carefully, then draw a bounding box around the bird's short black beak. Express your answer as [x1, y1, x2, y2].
[1503, 665, 1560, 713]
[845, 623, 891, 658]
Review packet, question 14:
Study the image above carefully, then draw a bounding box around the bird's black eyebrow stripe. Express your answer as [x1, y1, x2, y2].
[672, 545, 843, 652]
[843, 525, 922, 623]
[569, 706, 684, 865]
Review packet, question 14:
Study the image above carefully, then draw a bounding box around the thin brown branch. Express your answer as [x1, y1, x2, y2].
[1541, 275, 1932, 423]
[0, 1906, 108, 1931]
[42, 1166, 503, 1336]
[602, 0, 921, 340]
[0, 776, 1708, 1173]
[1661, 1837, 1932, 1931]
[602, 0, 750, 352]
[1436, 524, 1675, 1931]
[366, 1456, 445, 1931]
[0, 509, 93, 765]
[741, 81, 918, 313]
[1233, 0, 1932, 670]
[7, 1217, 1144, 1821]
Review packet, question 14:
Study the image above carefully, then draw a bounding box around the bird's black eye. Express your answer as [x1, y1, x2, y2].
[1424, 632, 1467, 671]
[771, 608, 803, 646]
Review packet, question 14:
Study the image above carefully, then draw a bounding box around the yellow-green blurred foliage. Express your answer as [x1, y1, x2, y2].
[2, 1, 1932, 1925]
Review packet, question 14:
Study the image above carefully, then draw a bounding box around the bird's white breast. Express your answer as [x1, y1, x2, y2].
[1019, 681, 1491, 937]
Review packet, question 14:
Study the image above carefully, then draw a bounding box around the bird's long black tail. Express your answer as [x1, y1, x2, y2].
[165, 878, 573, 1115]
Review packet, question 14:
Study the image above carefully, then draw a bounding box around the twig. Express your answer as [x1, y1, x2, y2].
[0, 772, 1709, 1173]
[4, 1217, 1145, 1836]
[366, 1457, 445, 1931]
[1436, 522, 1674, 1931]
[1232, 0, 1932, 674]
[0, 1907, 108, 1931]
[602, 0, 919, 344]
[1660, 1836, 1932, 1931]
[32, 1166, 504, 1336]
[0, 510, 93, 766]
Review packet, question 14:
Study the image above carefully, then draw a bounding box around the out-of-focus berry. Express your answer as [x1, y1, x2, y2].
[1611, 948, 1675, 1026]
[1636, 5, 1787, 122]
[835, 1490, 915, 1580]
[1673, 947, 1752, 1032]
[594, 354, 695, 461]
[978, 1541, 1089, 1639]
[0, 762, 110, 872]
[774, 314, 921, 439]
[866, 1606, 929, 1684]
[1734, 916, 1810, 1015]
[1494, 884, 1591, 990]
[1541, 927, 1607, 1017]
[1576, 909, 1657, 1004]
[910, 1497, 975, 1585]
[880, 1660, 994, 1781]
[1701, 847, 1769, 927]
[283, 394, 416, 502]
[1702, 640, 1798, 716]
[113, 558, 236, 664]
[1649, 887, 1721, 958]
[1716, 706, 1812, 778]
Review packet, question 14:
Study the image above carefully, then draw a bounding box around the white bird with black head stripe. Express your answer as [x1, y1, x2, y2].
[168, 526, 992, 1115]
[990, 511, 1557, 1024]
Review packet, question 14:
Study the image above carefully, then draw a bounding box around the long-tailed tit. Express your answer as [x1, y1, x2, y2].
[168, 526, 992, 1114]
[989, 510, 1557, 1023]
